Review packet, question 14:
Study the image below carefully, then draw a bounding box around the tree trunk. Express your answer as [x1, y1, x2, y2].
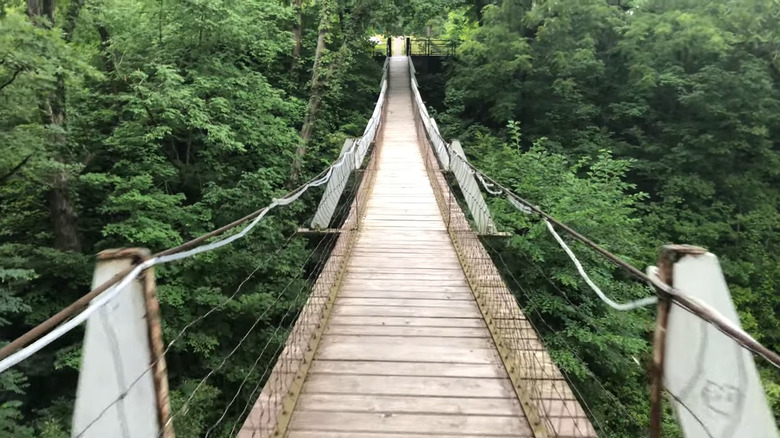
[474, 0, 485, 26]
[97, 25, 116, 73]
[48, 171, 81, 251]
[27, 0, 54, 25]
[292, 0, 303, 70]
[288, 0, 372, 183]
[63, 0, 86, 40]
[289, 0, 333, 182]
[29, 0, 85, 252]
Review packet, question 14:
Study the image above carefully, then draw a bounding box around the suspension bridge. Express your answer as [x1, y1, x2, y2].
[0, 52, 778, 438]
[236, 56, 594, 438]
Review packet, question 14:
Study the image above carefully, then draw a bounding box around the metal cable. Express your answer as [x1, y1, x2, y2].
[0, 87, 388, 374]
[482, 236, 639, 436]
[408, 67, 780, 367]
[544, 219, 658, 311]
[72, 141, 367, 437]
[470, 189, 617, 436]
[201, 172, 361, 436]
[71, 226, 306, 437]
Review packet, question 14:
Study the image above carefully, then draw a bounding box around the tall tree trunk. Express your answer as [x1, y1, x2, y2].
[289, 0, 333, 182]
[292, 0, 303, 70]
[47, 172, 81, 251]
[288, 0, 372, 183]
[27, 0, 54, 24]
[96, 25, 116, 73]
[28, 0, 85, 252]
[474, 0, 486, 26]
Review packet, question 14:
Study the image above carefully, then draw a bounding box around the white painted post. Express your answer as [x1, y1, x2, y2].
[664, 252, 778, 438]
[72, 251, 166, 438]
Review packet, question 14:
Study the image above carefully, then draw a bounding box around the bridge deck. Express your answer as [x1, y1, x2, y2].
[285, 57, 532, 437]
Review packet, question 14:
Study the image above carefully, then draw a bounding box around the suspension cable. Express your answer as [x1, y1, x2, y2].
[407, 61, 780, 368]
[0, 125, 371, 368]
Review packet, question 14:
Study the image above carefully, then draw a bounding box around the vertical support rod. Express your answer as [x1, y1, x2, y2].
[447, 180, 452, 231]
[650, 247, 674, 438]
[143, 265, 174, 438]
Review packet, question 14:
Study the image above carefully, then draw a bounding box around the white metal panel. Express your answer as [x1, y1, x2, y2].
[665, 253, 778, 438]
[312, 139, 356, 229]
[311, 59, 389, 228]
[408, 60, 449, 170]
[449, 140, 495, 234]
[72, 258, 159, 438]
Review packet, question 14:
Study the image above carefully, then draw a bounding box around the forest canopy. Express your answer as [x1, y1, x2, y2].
[425, 0, 780, 434]
[1, 0, 779, 436]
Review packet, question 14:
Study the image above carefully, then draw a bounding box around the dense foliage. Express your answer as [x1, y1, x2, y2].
[2, 0, 779, 436]
[418, 0, 780, 434]
[0, 0, 385, 435]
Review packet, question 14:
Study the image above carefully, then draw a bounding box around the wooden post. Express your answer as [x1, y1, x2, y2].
[650, 245, 706, 438]
[649, 247, 674, 438]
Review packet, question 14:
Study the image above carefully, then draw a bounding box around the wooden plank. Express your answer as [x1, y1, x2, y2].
[309, 360, 503, 378]
[363, 215, 443, 221]
[349, 249, 458, 256]
[335, 298, 477, 309]
[356, 233, 451, 241]
[342, 274, 468, 282]
[337, 290, 474, 300]
[338, 284, 472, 293]
[340, 281, 470, 290]
[366, 198, 434, 204]
[294, 393, 522, 415]
[327, 315, 487, 328]
[350, 247, 456, 255]
[288, 432, 518, 438]
[302, 375, 517, 398]
[332, 305, 479, 318]
[320, 334, 493, 349]
[288, 411, 530, 436]
[362, 223, 446, 230]
[361, 210, 442, 216]
[348, 259, 463, 269]
[315, 343, 498, 364]
[351, 243, 455, 249]
[355, 234, 449, 240]
[345, 266, 464, 274]
[368, 192, 437, 197]
[341, 282, 472, 294]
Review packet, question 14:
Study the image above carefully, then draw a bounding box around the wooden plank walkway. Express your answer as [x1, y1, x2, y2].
[285, 56, 533, 437]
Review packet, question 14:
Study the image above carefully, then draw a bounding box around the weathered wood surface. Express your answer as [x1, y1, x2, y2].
[286, 56, 532, 437]
[242, 55, 597, 438]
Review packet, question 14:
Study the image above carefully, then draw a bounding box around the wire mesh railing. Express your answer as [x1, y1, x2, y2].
[408, 57, 598, 438]
[0, 57, 390, 438]
[233, 58, 388, 438]
[407, 54, 780, 437]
